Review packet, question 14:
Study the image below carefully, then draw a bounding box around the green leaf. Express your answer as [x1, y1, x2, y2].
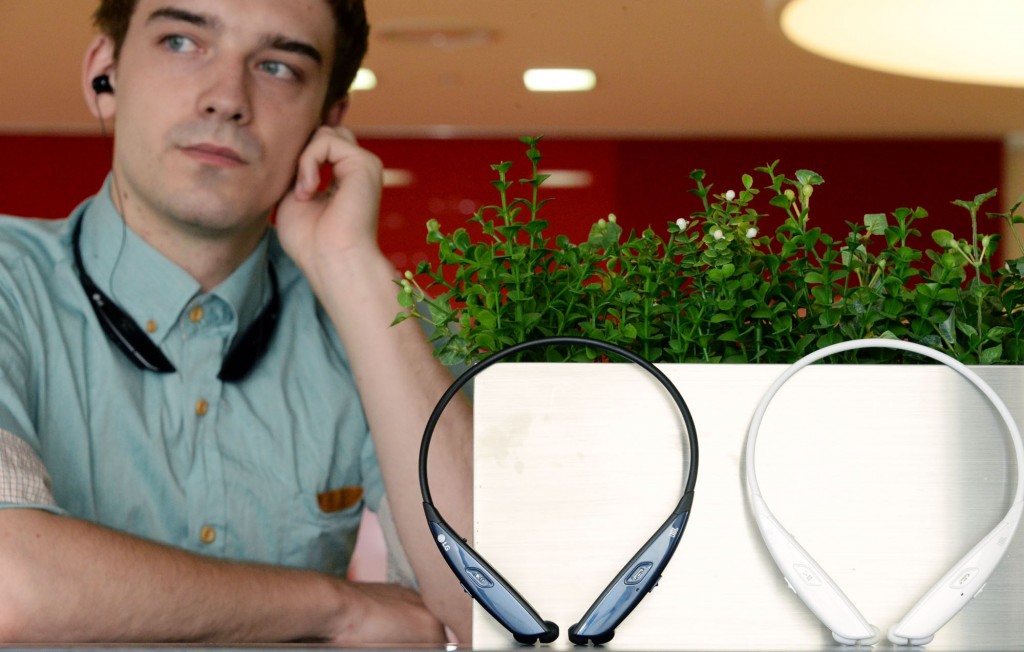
[474, 332, 498, 353]
[932, 229, 955, 248]
[453, 229, 472, 252]
[980, 344, 1003, 365]
[717, 329, 741, 342]
[986, 326, 1014, 341]
[864, 213, 888, 235]
[804, 271, 825, 284]
[397, 287, 415, 308]
[956, 322, 978, 339]
[523, 220, 549, 235]
[475, 310, 497, 329]
[795, 170, 824, 186]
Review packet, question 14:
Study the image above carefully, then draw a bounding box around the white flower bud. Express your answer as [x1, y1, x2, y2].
[608, 213, 617, 224]
[746, 227, 758, 239]
[676, 217, 689, 230]
[713, 229, 725, 241]
[725, 190, 736, 202]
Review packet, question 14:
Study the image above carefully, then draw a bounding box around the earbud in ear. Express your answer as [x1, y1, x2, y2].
[92, 75, 114, 95]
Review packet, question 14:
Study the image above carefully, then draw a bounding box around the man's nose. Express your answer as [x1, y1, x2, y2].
[197, 59, 252, 124]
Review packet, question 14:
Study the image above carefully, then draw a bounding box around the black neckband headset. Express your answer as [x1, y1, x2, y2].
[420, 336, 699, 646]
[83, 74, 279, 382]
[71, 210, 281, 383]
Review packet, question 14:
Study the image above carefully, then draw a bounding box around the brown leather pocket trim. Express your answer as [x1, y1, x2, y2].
[317, 486, 364, 513]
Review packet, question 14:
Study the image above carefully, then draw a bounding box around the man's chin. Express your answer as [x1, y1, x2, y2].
[162, 198, 271, 240]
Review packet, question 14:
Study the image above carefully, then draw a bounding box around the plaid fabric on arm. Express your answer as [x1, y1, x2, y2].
[0, 427, 56, 506]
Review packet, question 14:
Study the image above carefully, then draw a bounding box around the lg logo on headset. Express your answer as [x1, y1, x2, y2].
[437, 533, 451, 552]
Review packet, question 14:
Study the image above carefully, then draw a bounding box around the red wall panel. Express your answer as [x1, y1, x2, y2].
[0, 135, 1003, 273]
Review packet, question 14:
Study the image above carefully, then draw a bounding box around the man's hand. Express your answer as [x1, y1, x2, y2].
[331, 583, 446, 646]
[274, 125, 384, 295]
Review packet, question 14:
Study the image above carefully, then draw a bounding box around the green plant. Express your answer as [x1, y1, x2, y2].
[395, 137, 1024, 364]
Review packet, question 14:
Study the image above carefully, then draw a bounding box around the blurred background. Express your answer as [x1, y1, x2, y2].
[3, 0, 1024, 268]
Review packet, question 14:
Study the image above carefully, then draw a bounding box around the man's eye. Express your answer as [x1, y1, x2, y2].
[260, 61, 299, 81]
[163, 34, 197, 53]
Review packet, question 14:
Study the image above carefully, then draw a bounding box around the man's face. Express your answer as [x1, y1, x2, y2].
[108, 0, 337, 240]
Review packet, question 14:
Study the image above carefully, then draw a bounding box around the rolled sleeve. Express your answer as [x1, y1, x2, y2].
[0, 427, 60, 511]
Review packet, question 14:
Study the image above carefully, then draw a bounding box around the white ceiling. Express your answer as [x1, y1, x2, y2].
[3, 0, 1024, 138]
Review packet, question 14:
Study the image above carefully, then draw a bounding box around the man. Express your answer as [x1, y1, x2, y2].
[0, 0, 472, 644]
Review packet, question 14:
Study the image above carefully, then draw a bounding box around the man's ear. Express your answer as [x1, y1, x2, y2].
[82, 34, 117, 121]
[322, 96, 349, 127]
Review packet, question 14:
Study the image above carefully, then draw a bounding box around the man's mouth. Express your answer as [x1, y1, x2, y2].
[180, 143, 247, 167]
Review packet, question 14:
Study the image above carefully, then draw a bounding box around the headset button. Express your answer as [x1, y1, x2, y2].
[793, 564, 822, 586]
[949, 567, 979, 590]
[625, 562, 654, 585]
[466, 567, 494, 588]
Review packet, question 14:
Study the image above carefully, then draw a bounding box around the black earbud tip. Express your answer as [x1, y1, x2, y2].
[568, 624, 614, 646]
[512, 623, 558, 647]
[539, 621, 559, 644]
[512, 632, 537, 645]
[92, 75, 113, 95]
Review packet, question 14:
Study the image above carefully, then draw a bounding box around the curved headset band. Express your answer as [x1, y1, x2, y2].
[420, 336, 699, 645]
[746, 339, 1024, 647]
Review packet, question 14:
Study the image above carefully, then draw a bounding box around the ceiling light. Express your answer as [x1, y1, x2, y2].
[351, 68, 377, 91]
[771, 0, 1024, 87]
[523, 68, 597, 92]
[538, 169, 593, 189]
[382, 169, 415, 188]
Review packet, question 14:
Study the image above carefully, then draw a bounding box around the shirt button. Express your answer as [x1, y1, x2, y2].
[199, 526, 217, 545]
[189, 306, 205, 323]
[195, 399, 209, 416]
[145, 320, 158, 333]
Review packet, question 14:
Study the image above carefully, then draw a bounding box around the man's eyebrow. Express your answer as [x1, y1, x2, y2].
[145, 7, 323, 67]
[146, 6, 219, 30]
[261, 35, 324, 67]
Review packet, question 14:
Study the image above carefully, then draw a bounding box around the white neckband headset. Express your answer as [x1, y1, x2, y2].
[745, 339, 1023, 646]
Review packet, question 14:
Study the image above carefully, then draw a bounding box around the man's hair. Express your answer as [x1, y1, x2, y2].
[93, 0, 369, 110]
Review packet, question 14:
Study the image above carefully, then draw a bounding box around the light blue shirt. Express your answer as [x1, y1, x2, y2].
[0, 178, 385, 578]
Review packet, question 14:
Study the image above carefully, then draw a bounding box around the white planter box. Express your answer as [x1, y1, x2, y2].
[471, 363, 1024, 650]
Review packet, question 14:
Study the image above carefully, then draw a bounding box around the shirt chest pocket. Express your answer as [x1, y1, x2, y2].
[283, 484, 367, 577]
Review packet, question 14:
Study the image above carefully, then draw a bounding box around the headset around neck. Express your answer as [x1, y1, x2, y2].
[420, 336, 699, 646]
[746, 338, 1023, 646]
[71, 213, 281, 382]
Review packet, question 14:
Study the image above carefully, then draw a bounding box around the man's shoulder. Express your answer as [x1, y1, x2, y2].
[0, 214, 69, 271]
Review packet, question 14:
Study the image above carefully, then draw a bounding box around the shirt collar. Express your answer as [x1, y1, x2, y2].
[76, 175, 273, 346]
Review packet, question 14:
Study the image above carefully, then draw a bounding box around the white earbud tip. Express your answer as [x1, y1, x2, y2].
[832, 624, 880, 646]
[888, 624, 933, 646]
